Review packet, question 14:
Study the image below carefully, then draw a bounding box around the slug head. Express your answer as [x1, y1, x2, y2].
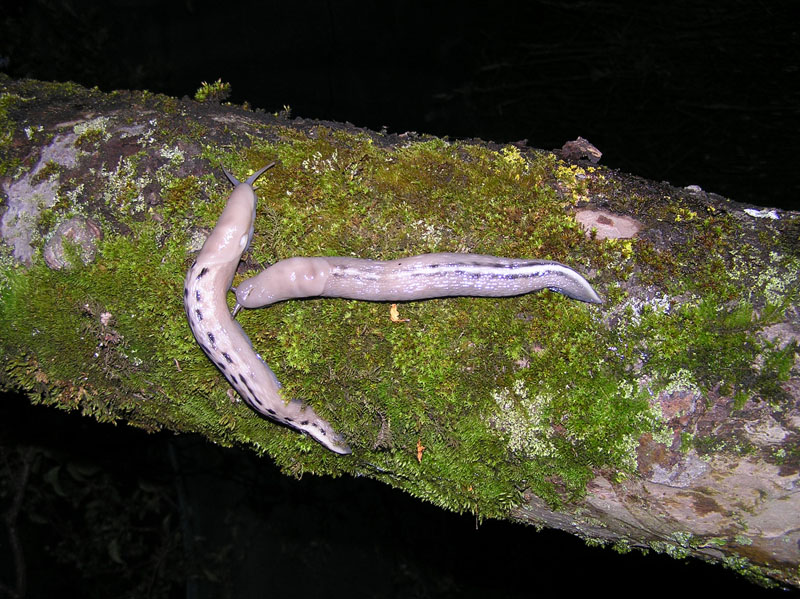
[200, 163, 275, 266]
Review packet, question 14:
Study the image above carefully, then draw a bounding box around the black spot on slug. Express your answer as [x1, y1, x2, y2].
[184, 287, 188, 298]
[207, 332, 216, 347]
[267, 408, 276, 415]
[222, 352, 233, 363]
[195, 309, 203, 321]
[239, 374, 255, 395]
[196, 267, 209, 279]
[196, 290, 201, 302]
[300, 420, 309, 425]
[216, 361, 226, 370]
[286, 417, 293, 422]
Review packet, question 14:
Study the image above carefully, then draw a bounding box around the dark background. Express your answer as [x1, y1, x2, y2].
[1, 1, 798, 597]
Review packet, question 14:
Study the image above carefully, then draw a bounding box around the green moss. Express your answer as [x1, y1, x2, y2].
[650, 539, 691, 559]
[612, 539, 632, 554]
[721, 555, 781, 589]
[194, 79, 232, 103]
[30, 160, 62, 184]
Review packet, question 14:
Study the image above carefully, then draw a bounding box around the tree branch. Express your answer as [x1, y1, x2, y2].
[0, 74, 797, 589]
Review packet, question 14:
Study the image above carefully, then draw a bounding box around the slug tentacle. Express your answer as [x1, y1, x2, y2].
[184, 164, 352, 455]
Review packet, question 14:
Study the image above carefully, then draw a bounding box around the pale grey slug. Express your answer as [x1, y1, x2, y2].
[184, 164, 352, 454]
[234, 254, 603, 309]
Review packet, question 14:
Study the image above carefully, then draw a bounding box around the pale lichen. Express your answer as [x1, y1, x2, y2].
[100, 155, 151, 214]
[73, 116, 112, 142]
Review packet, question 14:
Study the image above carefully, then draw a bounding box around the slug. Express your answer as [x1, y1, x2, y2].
[187, 164, 603, 456]
[184, 164, 352, 454]
[234, 254, 603, 309]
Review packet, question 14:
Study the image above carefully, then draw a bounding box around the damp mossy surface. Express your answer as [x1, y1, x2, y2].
[1, 102, 798, 523]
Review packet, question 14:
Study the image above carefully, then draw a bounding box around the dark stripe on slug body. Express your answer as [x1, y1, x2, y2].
[196, 267, 209, 279]
[237, 373, 256, 396]
[407, 268, 551, 280]
[207, 332, 216, 347]
[184, 287, 188, 298]
[222, 352, 233, 363]
[195, 309, 203, 321]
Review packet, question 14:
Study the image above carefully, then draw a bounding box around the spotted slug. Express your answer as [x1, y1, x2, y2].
[184, 163, 352, 454]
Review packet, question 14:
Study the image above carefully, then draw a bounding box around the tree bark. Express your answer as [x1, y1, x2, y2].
[1, 75, 798, 589]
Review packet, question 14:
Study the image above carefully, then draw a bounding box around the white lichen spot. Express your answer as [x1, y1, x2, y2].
[73, 116, 112, 141]
[187, 228, 210, 252]
[409, 219, 445, 249]
[24, 125, 44, 139]
[758, 253, 799, 306]
[118, 123, 147, 138]
[663, 368, 701, 395]
[65, 183, 85, 205]
[491, 380, 558, 458]
[159, 146, 185, 165]
[101, 156, 152, 214]
[743, 208, 779, 220]
[512, 378, 528, 399]
[613, 291, 676, 327]
[733, 251, 800, 306]
[131, 119, 159, 147]
[301, 150, 339, 174]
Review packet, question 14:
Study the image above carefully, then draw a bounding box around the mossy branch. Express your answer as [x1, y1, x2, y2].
[1, 74, 798, 589]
